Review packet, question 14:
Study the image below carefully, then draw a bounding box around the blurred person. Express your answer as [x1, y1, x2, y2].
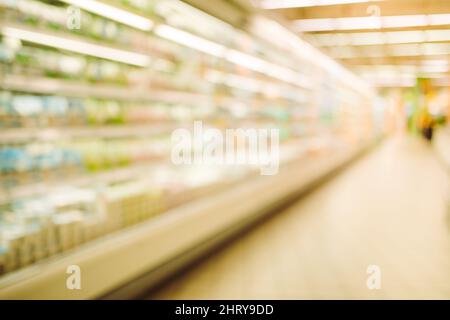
[419, 108, 434, 142]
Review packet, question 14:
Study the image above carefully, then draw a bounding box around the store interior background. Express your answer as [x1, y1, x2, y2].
[0, 0, 449, 299]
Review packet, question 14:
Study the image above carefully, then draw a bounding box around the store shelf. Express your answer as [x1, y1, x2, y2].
[0, 143, 365, 299]
[0, 74, 216, 105]
[0, 0, 376, 292]
[0, 124, 180, 143]
[0, 20, 313, 90]
[0, 73, 308, 108]
[0, 137, 320, 205]
[0, 161, 168, 205]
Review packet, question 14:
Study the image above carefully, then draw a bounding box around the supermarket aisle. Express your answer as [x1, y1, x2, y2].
[149, 136, 450, 299]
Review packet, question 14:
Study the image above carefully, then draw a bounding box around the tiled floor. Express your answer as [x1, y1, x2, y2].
[149, 136, 450, 299]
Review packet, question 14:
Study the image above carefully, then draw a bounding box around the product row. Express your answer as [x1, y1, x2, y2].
[0, 136, 340, 277]
[0, 91, 310, 129]
[0, 165, 240, 275]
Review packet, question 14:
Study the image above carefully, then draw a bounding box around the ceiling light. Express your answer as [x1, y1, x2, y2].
[154, 24, 226, 58]
[293, 13, 450, 32]
[421, 59, 449, 67]
[369, 78, 416, 87]
[333, 43, 450, 58]
[385, 31, 425, 44]
[425, 29, 450, 42]
[315, 29, 450, 46]
[350, 32, 385, 45]
[259, 0, 380, 9]
[382, 15, 427, 28]
[338, 16, 382, 30]
[356, 64, 449, 74]
[60, 0, 154, 31]
[422, 43, 450, 56]
[420, 65, 450, 73]
[1, 26, 151, 66]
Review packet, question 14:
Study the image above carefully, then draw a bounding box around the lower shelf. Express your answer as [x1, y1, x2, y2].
[0, 143, 369, 299]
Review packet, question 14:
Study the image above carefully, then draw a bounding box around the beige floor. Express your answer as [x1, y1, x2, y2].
[149, 136, 450, 299]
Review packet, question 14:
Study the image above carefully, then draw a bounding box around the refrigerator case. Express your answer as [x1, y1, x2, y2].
[0, 0, 375, 290]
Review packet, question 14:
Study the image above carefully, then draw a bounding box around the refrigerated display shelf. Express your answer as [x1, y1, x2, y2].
[0, 140, 368, 299]
[0, 74, 309, 109]
[0, 74, 218, 104]
[0, 0, 376, 296]
[0, 19, 313, 89]
[0, 136, 320, 205]
[0, 124, 182, 143]
[0, 160, 168, 205]
[0, 38, 310, 107]
[0, 123, 300, 142]
[0, 137, 340, 278]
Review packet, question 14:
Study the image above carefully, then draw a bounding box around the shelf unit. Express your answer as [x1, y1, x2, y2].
[0, 0, 376, 282]
[0, 143, 365, 299]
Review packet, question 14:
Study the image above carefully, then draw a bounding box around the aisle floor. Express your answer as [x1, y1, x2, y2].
[149, 136, 450, 299]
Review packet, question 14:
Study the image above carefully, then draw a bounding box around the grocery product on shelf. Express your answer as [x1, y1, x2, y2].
[0, 0, 375, 277]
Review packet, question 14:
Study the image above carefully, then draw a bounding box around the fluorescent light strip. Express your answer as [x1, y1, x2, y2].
[315, 29, 450, 46]
[293, 13, 450, 32]
[364, 73, 448, 83]
[154, 24, 226, 58]
[356, 65, 450, 74]
[370, 79, 416, 87]
[383, 15, 427, 29]
[225, 50, 309, 87]
[60, 0, 153, 31]
[331, 43, 450, 58]
[260, 0, 379, 9]
[422, 59, 449, 67]
[1, 26, 151, 67]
